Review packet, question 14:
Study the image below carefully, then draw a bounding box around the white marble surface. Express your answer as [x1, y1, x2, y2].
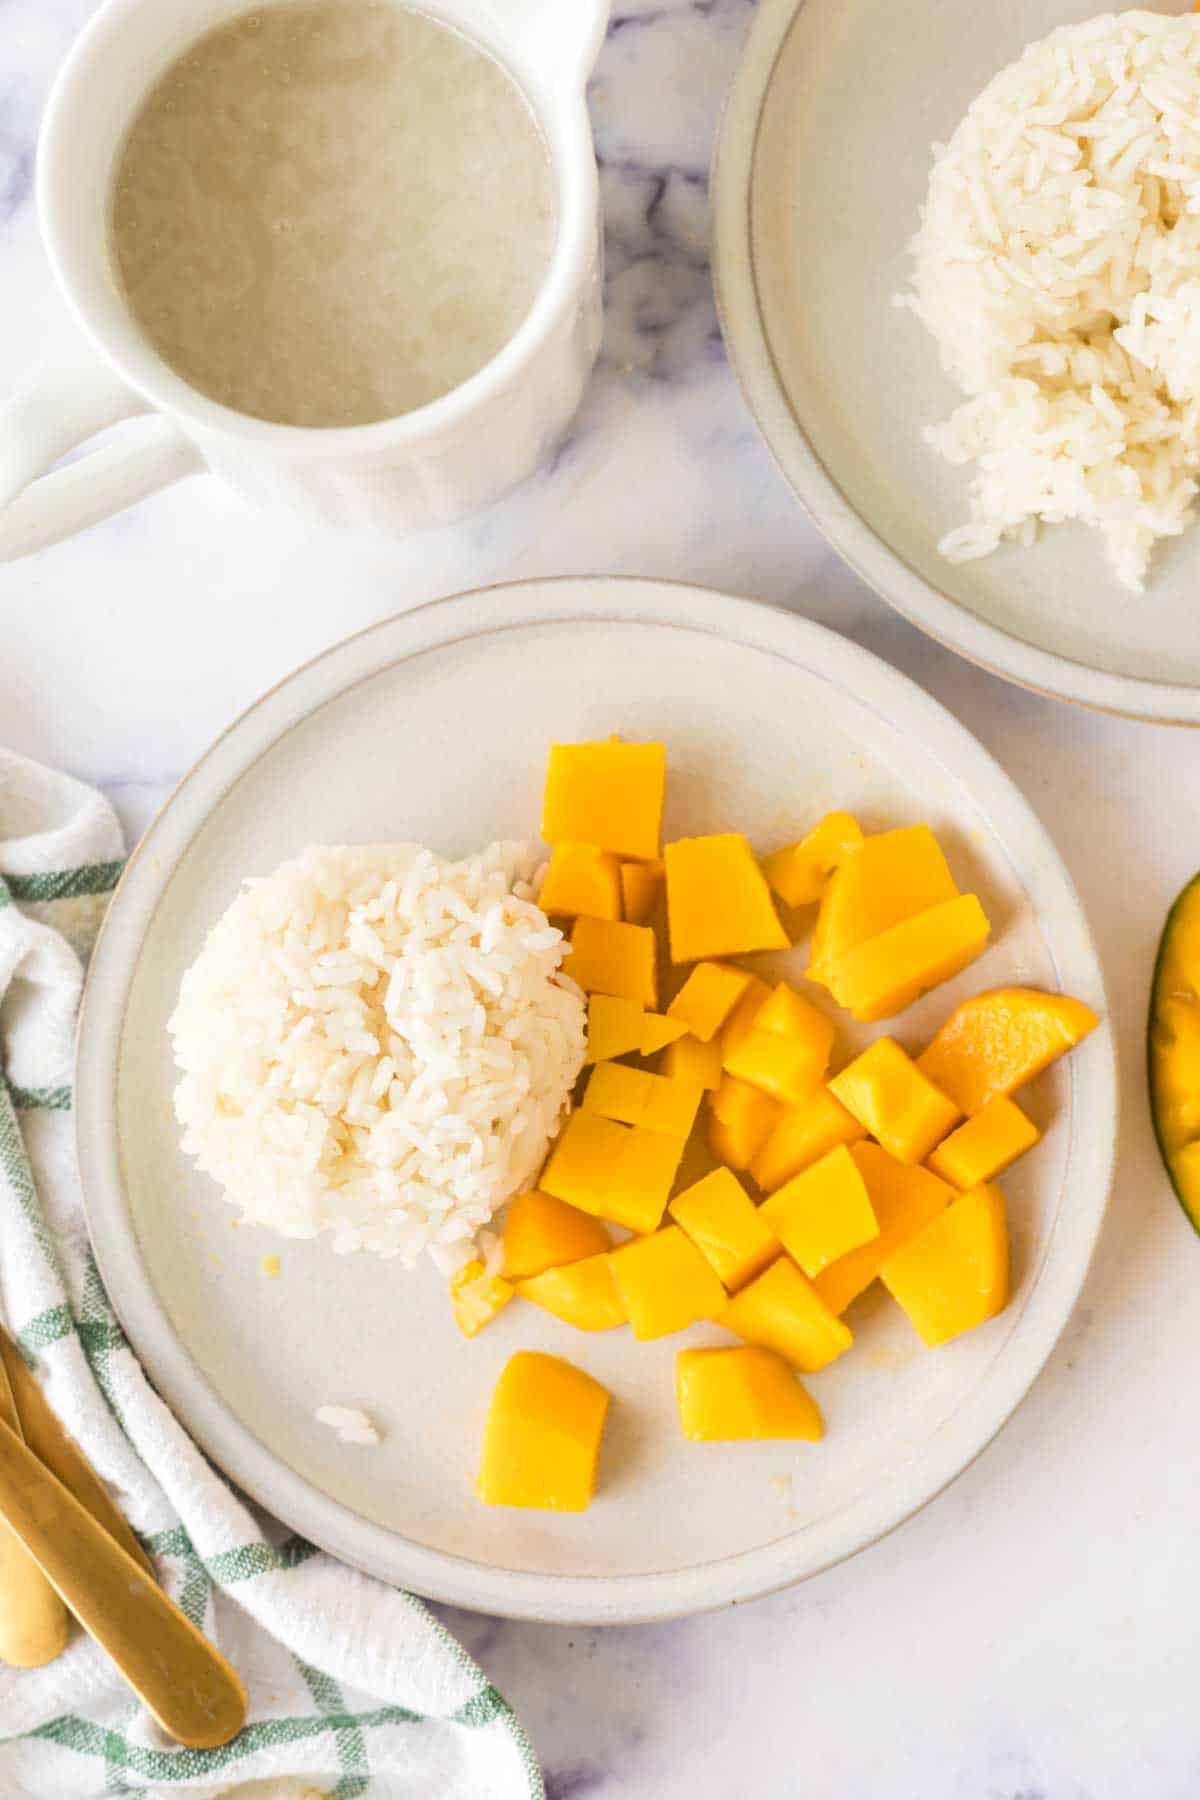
[2, 3, 1199, 1797]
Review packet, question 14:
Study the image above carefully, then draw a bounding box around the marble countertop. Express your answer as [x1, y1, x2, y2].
[3, 3, 1199, 1797]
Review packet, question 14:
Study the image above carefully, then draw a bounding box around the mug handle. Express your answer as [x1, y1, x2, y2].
[0, 343, 204, 564]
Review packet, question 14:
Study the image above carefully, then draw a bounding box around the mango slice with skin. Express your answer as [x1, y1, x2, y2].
[707, 1074, 783, 1172]
[829, 1038, 962, 1165]
[719, 1256, 852, 1373]
[542, 740, 665, 862]
[538, 843, 622, 921]
[668, 1167, 781, 1291]
[759, 1144, 878, 1278]
[750, 1086, 867, 1195]
[812, 1143, 954, 1316]
[502, 1191, 610, 1280]
[1150, 876, 1200, 1235]
[608, 1226, 728, 1340]
[667, 961, 755, 1043]
[541, 1109, 684, 1235]
[478, 1351, 610, 1512]
[664, 834, 789, 963]
[808, 825, 959, 986]
[569, 916, 658, 1008]
[927, 1096, 1040, 1190]
[517, 1254, 627, 1331]
[662, 1033, 724, 1092]
[450, 1260, 515, 1338]
[676, 1346, 824, 1442]
[620, 859, 664, 925]
[763, 812, 864, 910]
[582, 1062, 705, 1139]
[881, 1182, 1010, 1347]
[827, 895, 991, 1023]
[918, 987, 1100, 1115]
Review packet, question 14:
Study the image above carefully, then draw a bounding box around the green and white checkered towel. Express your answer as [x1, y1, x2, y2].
[0, 749, 541, 1800]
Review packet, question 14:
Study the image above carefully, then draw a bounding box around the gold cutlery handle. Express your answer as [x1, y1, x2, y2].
[0, 1414, 247, 1747]
[0, 1351, 69, 1667]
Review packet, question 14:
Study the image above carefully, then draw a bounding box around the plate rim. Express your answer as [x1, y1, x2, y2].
[709, 0, 1200, 727]
[75, 575, 1117, 1624]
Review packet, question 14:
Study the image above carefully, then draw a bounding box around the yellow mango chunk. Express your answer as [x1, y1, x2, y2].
[502, 1190, 610, 1280]
[722, 983, 835, 1105]
[827, 894, 992, 1023]
[620, 858, 664, 924]
[639, 1012, 690, 1057]
[707, 1075, 784, 1172]
[664, 834, 789, 963]
[541, 1110, 682, 1234]
[812, 1143, 954, 1315]
[542, 739, 665, 862]
[750, 1086, 867, 1194]
[662, 1033, 724, 1092]
[881, 1182, 1010, 1347]
[927, 1096, 1040, 1190]
[667, 962, 754, 1042]
[718, 973, 773, 1061]
[808, 825, 959, 986]
[582, 1062, 704, 1139]
[763, 812, 864, 909]
[608, 1225, 728, 1340]
[584, 994, 644, 1065]
[569, 916, 658, 1008]
[478, 1351, 610, 1512]
[917, 987, 1100, 1115]
[668, 1167, 780, 1291]
[754, 982, 832, 1042]
[760, 1144, 878, 1277]
[676, 1346, 824, 1442]
[719, 1256, 852, 1372]
[449, 1260, 514, 1338]
[538, 843, 622, 921]
[829, 1038, 962, 1165]
[518, 1254, 627, 1331]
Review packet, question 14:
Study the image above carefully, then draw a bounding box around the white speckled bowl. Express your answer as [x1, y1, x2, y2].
[712, 0, 1200, 723]
[76, 578, 1115, 1623]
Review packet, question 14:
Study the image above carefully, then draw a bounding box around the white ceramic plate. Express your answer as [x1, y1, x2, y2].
[76, 578, 1115, 1624]
[712, 0, 1200, 723]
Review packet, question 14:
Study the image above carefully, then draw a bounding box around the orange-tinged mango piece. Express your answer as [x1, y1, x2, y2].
[662, 1033, 724, 1091]
[569, 916, 658, 1008]
[675, 1346, 824, 1442]
[829, 1038, 962, 1165]
[502, 1191, 610, 1280]
[927, 1096, 1040, 1190]
[449, 1260, 515, 1337]
[812, 1143, 954, 1315]
[608, 1225, 727, 1340]
[718, 974, 773, 1061]
[639, 1012, 690, 1056]
[478, 1351, 610, 1512]
[760, 1144, 878, 1277]
[707, 1075, 783, 1171]
[541, 1110, 683, 1234]
[719, 1256, 852, 1372]
[827, 894, 991, 1022]
[750, 1086, 867, 1194]
[881, 1182, 1009, 1347]
[542, 739, 665, 862]
[808, 825, 959, 986]
[667, 961, 755, 1042]
[538, 843, 623, 921]
[582, 1062, 704, 1139]
[763, 812, 864, 909]
[518, 1254, 627, 1331]
[620, 858, 664, 924]
[664, 834, 789, 963]
[917, 987, 1100, 1115]
[668, 1167, 780, 1290]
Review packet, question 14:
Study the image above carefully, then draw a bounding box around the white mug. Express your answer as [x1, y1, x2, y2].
[0, 0, 609, 561]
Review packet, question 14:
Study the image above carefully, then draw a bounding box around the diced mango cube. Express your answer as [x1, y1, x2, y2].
[750, 1087, 867, 1194]
[582, 1062, 704, 1139]
[538, 843, 622, 921]
[662, 1033, 724, 1092]
[927, 1096, 1040, 1189]
[608, 1225, 728, 1340]
[763, 812, 864, 909]
[541, 1110, 682, 1234]
[583, 994, 645, 1065]
[754, 982, 834, 1044]
[620, 859, 664, 925]
[719, 1256, 852, 1372]
[829, 1038, 962, 1165]
[668, 1167, 780, 1290]
[826, 895, 991, 1022]
[812, 1143, 953, 1315]
[667, 962, 754, 1042]
[639, 1012, 689, 1057]
[760, 1144, 878, 1277]
[478, 1351, 610, 1512]
[675, 1346, 824, 1442]
[808, 825, 959, 985]
[718, 974, 773, 1061]
[449, 1260, 514, 1338]
[608, 1125, 686, 1234]
[917, 988, 1100, 1114]
[707, 1075, 783, 1171]
[664, 834, 789, 963]
[722, 1029, 828, 1107]
[881, 1183, 1010, 1347]
[517, 1254, 627, 1331]
[502, 1191, 610, 1280]
[569, 916, 658, 1008]
[542, 739, 665, 862]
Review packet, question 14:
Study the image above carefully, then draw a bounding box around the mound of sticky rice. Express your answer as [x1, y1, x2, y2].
[169, 841, 585, 1264]
[903, 11, 1200, 590]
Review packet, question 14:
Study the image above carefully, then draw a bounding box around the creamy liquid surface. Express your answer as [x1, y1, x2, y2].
[110, 1, 556, 427]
